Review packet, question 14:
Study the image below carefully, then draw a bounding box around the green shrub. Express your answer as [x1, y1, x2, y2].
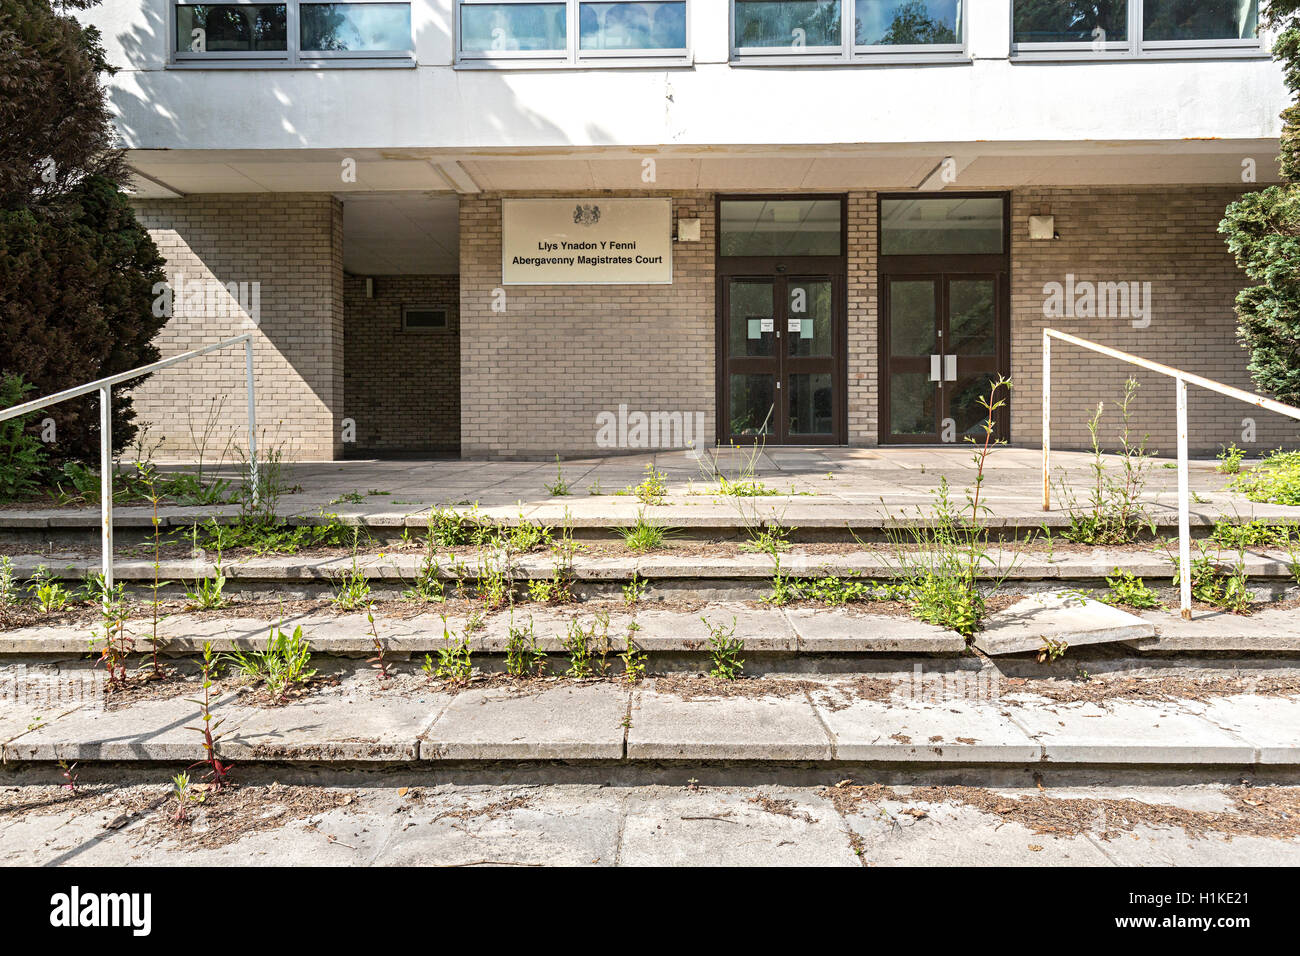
[1229, 450, 1300, 506]
[0, 373, 47, 501]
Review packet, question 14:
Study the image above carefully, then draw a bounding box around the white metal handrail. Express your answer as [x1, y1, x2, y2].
[1042, 328, 1300, 619]
[0, 334, 259, 597]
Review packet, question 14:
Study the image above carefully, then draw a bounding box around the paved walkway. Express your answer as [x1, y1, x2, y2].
[4, 447, 1298, 527]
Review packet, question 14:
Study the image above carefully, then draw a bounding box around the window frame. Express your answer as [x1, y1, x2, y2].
[455, 0, 692, 68]
[730, 0, 968, 65]
[1009, 0, 1267, 61]
[170, 0, 414, 66]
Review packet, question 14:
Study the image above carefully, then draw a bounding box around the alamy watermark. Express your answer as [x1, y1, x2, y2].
[596, 404, 707, 456]
[1042, 274, 1153, 329]
[151, 271, 261, 325]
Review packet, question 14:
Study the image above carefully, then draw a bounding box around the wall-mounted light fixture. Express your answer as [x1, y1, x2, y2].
[676, 218, 701, 242]
[1028, 215, 1057, 241]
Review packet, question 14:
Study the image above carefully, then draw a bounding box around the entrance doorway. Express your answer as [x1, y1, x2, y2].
[877, 194, 1010, 444]
[716, 196, 847, 445]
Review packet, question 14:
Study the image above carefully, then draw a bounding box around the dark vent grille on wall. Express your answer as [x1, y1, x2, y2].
[402, 306, 449, 331]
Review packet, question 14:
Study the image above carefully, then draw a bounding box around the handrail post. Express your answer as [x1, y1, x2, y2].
[245, 338, 259, 506]
[1042, 329, 1051, 511]
[1175, 376, 1192, 619]
[99, 385, 113, 600]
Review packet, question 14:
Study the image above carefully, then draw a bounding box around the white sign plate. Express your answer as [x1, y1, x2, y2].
[502, 198, 673, 285]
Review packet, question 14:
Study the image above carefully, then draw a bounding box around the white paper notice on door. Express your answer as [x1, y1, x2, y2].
[788, 318, 802, 334]
[760, 318, 774, 333]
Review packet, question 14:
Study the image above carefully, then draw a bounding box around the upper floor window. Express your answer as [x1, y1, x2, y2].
[173, 0, 413, 63]
[732, 0, 964, 61]
[457, 0, 689, 65]
[1012, 0, 1261, 57]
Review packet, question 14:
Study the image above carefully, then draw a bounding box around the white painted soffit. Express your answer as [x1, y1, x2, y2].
[124, 141, 1283, 195]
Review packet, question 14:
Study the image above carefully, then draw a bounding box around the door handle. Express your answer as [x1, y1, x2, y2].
[930, 355, 941, 382]
[944, 355, 957, 382]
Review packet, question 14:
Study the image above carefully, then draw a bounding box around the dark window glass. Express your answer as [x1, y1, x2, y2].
[720, 200, 842, 256]
[734, 0, 842, 49]
[1143, 0, 1257, 42]
[856, 0, 960, 46]
[176, 4, 288, 52]
[880, 196, 1004, 255]
[1012, 0, 1127, 44]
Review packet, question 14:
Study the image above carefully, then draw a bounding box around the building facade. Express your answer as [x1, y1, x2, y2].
[86, 0, 1290, 459]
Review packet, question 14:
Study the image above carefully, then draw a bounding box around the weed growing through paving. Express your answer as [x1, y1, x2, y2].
[1101, 569, 1162, 610]
[27, 565, 69, 613]
[703, 616, 744, 680]
[620, 625, 647, 683]
[184, 524, 229, 611]
[562, 615, 612, 678]
[622, 572, 648, 605]
[1229, 449, 1300, 505]
[229, 623, 317, 701]
[767, 573, 908, 607]
[1058, 379, 1156, 545]
[170, 771, 203, 825]
[741, 522, 793, 554]
[1184, 553, 1254, 614]
[504, 614, 547, 678]
[623, 464, 668, 505]
[365, 602, 391, 682]
[545, 455, 571, 496]
[329, 555, 373, 612]
[1037, 638, 1068, 664]
[1217, 443, 1246, 474]
[616, 512, 674, 552]
[59, 760, 79, 795]
[880, 377, 1016, 638]
[91, 580, 132, 688]
[428, 619, 473, 684]
[1209, 517, 1298, 549]
[476, 551, 510, 609]
[188, 642, 233, 790]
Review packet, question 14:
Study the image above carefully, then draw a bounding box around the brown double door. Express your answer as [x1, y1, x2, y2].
[718, 272, 847, 445]
[880, 271, 1009, 444]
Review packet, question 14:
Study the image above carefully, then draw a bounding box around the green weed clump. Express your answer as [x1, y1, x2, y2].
[1229, 450, 1300, 506]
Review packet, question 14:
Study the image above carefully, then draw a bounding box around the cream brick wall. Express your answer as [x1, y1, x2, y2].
[459, 193, 716, 459]
[1009, 186, 1297, 454]
[847, 191, 879, 445]
[343, 274, 460, 454]
[130, 194, 344, 462]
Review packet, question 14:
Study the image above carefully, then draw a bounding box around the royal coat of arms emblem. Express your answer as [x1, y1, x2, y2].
[573, 203, 601, 226]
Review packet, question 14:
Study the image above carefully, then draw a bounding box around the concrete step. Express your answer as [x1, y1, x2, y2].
[0, 593, 1182, 662]
[4, 665, 1299, 770]
[6, 547, 1299, 587]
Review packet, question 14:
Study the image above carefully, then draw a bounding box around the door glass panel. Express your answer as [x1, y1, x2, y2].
[889, 372, 935, 436]
[729, 374, 775, 437]
[789, 373, 833, 435]
[949, 373, 997, 440]
[787, 280, 832, 357]
[880, 197, 1004, 255]
[889, 280, 936, 356]
[949, 278, 996, 355]
[728, 280, 774, 357]
[719, 200, 842, 256]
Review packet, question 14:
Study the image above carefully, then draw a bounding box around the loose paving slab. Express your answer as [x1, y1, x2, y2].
[784, 607, 964, 653]
[421, 683, 630, 760]
[972, 591, 1154, 656]
[809, 695, 1042, 763]
[626, 685, 832, 760]
[1005, 698, 1257, 764]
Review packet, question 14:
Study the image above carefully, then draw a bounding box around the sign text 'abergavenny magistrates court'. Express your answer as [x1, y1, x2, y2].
[501, 198, 673, 285]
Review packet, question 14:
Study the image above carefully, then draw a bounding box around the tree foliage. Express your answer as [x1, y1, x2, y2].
[0, 0, 166, 464]
[1220, 1, 1300, 407]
